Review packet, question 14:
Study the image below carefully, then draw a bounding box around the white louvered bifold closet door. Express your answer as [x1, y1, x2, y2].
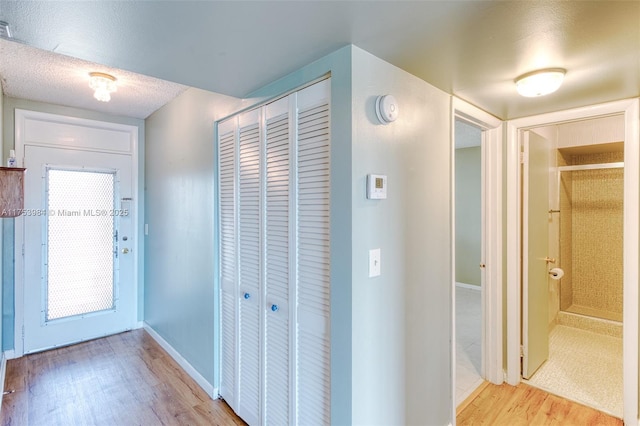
[237, 110, 262, 426]
[218, 78, 330, 426]
[218, 119, 238, 411]
[264, 97, 292, 425]
[296, 80, 331, 425]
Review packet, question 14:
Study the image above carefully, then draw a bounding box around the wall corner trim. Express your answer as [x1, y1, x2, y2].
[143, 323, 217, 399]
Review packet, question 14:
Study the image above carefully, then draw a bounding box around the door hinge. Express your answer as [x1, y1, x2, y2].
[519, 152, 525, 164]
[21, 243, 24, 256]
[520, 345, 524, 357]
[21, 325, 25, 340]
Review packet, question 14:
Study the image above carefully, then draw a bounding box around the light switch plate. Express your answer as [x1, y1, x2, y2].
[369, 248, 381, 277]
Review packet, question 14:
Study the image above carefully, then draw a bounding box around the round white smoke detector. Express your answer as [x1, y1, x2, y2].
[375, 94, 399, 124]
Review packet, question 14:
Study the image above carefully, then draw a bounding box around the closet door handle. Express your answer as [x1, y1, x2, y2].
[243, 292, 251, 300]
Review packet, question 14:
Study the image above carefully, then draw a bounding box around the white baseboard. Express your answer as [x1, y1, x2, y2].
[0, 353, 6, 413]
[143, 323, 218, 399]
[3, 350, 16, 360]
[456, 282, 481, 291]
[135, 321, 144, 329]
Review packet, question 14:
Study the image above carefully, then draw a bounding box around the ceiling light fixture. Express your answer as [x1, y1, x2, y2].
[89, 72, 117, 102]
[515, 68, 566, 97]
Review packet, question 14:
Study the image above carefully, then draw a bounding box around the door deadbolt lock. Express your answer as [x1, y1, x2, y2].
[122, 248, 129, 254]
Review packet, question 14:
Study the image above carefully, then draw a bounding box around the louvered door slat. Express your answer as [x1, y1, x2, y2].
[296, 95, 330, 425]
[219, 127, 236, 408]
[238, 121, 261, 426]
[221, 290, 236, 402]
[265, 111, 290, 426]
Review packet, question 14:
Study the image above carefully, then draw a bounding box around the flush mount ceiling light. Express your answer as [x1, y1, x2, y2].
[515, 68, 566, 97]
[89, 72, 117, 102]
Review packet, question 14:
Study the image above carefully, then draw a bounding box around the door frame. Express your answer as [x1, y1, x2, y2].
[505, 98, 639, 425]
[12, 109, 140, 358]
[450, 97, 504, 418]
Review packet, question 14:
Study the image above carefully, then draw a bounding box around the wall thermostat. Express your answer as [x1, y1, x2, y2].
[375, 95, 399, 124]
[367, 174, 387, 199]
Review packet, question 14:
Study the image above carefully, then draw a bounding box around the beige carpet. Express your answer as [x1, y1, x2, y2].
[525, 325, 623, 418]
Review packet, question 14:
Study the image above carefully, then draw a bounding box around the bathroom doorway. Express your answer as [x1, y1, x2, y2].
[523, 117, 624, 417]
[506, 99, 640, 424]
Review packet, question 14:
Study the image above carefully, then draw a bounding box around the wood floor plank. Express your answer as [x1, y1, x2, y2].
[0, 391, 28, 426]
[458, 382, 623, 426]
[3, 358, 26, 394]
[1, 329, 245, 426]
[192, 400, 246, 426]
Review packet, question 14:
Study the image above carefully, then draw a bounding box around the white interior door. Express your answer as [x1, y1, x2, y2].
[522, 130, 550, 379]
[23, 145, 136, 353]
[237, 110, 262, 426]
[218, 119, 238, 411]
[296, 82, 331, 425]
[264, 96, 292, 426]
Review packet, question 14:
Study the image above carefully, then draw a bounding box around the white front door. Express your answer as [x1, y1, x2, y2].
[22, 145, 136, 353]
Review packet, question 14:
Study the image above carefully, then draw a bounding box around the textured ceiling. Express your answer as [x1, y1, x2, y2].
[1, 1, 639, 120]
[0, 39, 187, 119]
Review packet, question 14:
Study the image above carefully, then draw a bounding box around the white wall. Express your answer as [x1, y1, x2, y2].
[351, 47, 452, 425]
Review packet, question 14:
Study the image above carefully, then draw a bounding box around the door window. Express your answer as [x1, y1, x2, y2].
[45, 168, 117, 321]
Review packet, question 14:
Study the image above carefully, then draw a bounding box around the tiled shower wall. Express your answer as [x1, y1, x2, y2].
[559, 151, 624, 317]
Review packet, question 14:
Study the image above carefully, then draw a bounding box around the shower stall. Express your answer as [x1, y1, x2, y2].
[522, 110, 632, 420]
[554, 146, 624, 336]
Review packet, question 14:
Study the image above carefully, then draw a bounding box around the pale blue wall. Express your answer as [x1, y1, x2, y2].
[1, 97, 145, 350]
[143, 47, 353, 414]
[350, 47, 452, 425]
[143, 87, 241, 384]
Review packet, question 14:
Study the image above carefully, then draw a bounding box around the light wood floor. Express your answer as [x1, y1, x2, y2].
[457, 382, 623, 425]
[1, 329, 245, 426]
[1, 331, 624, 426]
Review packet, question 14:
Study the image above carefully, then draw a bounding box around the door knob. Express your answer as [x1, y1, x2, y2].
[122, 248, 129, 254]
